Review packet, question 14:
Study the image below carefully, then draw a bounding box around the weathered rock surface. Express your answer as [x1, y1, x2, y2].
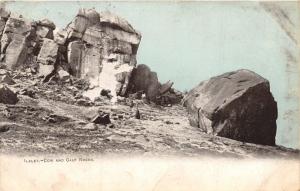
[0, 7, 297, 158]
[129, 64, 183, 105]
[183, 69, 277, 145]
[0, 7, 183, 105]
[0, 65, 297, 158]
[129, 64, 160, 101]
[159, 80, 174, 95]
[0, 77, 297, 158]
[37, 38, 59, 65]
[0, 8, 142, 101]
[0, 12, 36, 70]
[60, 9, 141, 101]
[0, 8, 10, 40]
[36, 19, 55, 45]
[0, 85, 18, 104]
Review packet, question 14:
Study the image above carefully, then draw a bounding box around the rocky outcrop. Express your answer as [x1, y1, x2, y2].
[129, 64, 160, 101]
[64, 9, 141, 101]
[0, 12, 35, 70]
[0, 8, 56, 71]
[0, 7, 142, 101]
[128, 64, 183, 105]
[0, 7, 183, 105]
[183, 69, 277, 145]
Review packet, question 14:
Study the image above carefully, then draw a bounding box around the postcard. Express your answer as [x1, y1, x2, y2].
[0, 1, 299, 190]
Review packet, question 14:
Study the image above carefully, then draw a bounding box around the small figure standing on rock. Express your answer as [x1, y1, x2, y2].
[135, 105, 140, 119]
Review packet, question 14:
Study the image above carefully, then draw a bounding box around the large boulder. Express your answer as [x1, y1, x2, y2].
[65, 9, 141, 101]
[182, 69, 277, 145]
[129, 64, 160, 101]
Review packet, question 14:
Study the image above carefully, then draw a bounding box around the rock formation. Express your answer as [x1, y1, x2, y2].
[0, 7, 298, 158]
[129, 64, 160, 101]
[0, 7, 182, 105]
[183, 69, 278, 145]
[63, 10, 142, 101]
[0, 9, 278, 141]
[129, 64, 183, 105]
[0, 8, 55, 70]
[0, 8, 142, 102]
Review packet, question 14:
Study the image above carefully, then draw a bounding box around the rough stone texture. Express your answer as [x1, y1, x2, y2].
[37, 19, 55, 30]
[54, 28, 68, 45]
[0, 8, 10, 19]
[159, 80, 174, 95]
[129, 64, 160, 101]
[35, 19, 55, 41]
[0, 7, 184, 106]
[183, 69, 277, 145]
[0, 85, 18, 104]
[128, 64, 182, 105]
[0, 34, 28, 69]
[80, 45, 102, 84]
[36, 25, 52, 39]
[66, 8, 100, 40]
[0, 7, 298, 159]
[67, 41, 83, 77]
[37, 38, 59, 65]
[38, 63, 54, 78]
[0, 7, 142, 101]
[64, 8, 141, 100]
[0, 8, 10, 40]
[82, 25, 103, 46]
[0, 8, 57, 71]
[57, 68, 70, 81]
[100, 11, 141, 49]
[156, 89, 183, 106]
[0, 12, 36, 70]
[0, 18, 7, 39]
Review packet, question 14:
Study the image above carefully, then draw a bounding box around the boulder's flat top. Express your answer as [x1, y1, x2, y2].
[183, 69, 270, 116]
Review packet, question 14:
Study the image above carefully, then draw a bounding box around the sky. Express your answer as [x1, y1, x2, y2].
[5, 1, 299, 149]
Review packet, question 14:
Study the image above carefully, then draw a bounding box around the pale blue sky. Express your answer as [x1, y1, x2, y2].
[6, 1, 299, 149]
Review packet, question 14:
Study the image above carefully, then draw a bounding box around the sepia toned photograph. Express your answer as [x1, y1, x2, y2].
[0, 1, 299, 190]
